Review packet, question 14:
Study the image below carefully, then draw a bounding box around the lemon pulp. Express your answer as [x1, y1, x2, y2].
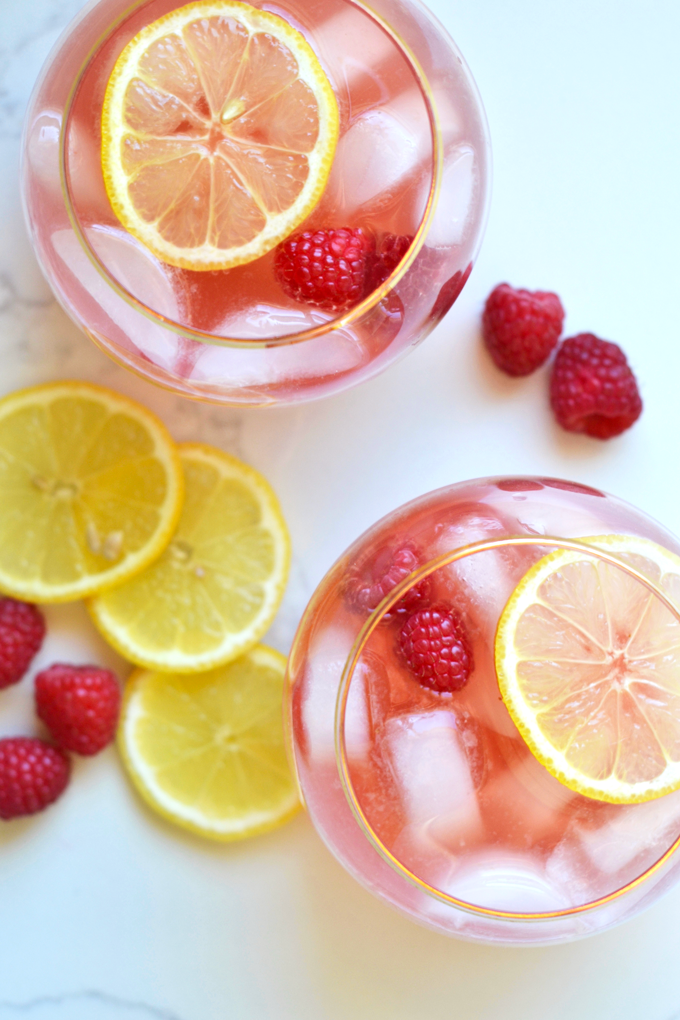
[0, 381, 182, 602]
[101, 0, 339, 270]
[496, 535, 680, 803]
[118, 645, 300, 839]
[89, 442, 290, 671]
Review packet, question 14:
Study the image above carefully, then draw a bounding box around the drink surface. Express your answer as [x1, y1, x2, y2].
[287, 478, 680, 942]
[65, 0, 434, 338]
[23, 0, 489, 403]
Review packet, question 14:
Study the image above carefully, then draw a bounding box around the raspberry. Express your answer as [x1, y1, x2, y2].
[35, 664, 121, 756]
[399, 605, 473, 693]
[482, 283, 565, 376]
[0, 598, 45, 689]
[345, 544, 432, 618]
[368, 234, 413, 290]
[430, 262, 473, 323]
[0, 737, 70, 819]
[274, 227, 375, 311]
[550, 333, 643, 439]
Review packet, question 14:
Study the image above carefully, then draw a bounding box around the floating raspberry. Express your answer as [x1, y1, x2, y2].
[549, 333, 643, 439]
[368, 234, 413, 290]
[0, 598, 45, 689]
[482, 283, 565, 376]
[0, 737, 70, 819]
[274, 227, 375, 311]
[35, 663, 121, 756]
[345, 544, 432, 618]
[399, 605, 473, 693]
[430, 262, 473, 323]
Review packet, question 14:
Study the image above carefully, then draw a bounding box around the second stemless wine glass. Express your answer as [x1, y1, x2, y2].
[285, 477, 680, 944]
[21, 0, 490, 405]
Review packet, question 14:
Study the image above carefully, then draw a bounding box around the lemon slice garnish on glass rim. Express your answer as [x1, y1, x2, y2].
[119, 645, 300, 840]
[89, 442, 290, 672]
[0, 380, 182, 602]
[495, 535, 680, 804]
[101, 0, 339, 270]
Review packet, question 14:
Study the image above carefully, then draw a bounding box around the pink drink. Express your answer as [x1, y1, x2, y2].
[22, 0, 490, 405]
[285, 478, 680, 944]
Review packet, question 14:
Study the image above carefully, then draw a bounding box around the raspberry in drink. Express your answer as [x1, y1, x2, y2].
[285, 477, 680, 944]
[22, 0, 490, 405]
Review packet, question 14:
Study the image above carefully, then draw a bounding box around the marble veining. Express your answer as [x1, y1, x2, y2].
[0, 0, 83, 140]
[0, 990, 185, 1019]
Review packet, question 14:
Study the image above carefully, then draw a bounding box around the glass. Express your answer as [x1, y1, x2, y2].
[21, 0, 490, 406]
[285, 477, 680, 944]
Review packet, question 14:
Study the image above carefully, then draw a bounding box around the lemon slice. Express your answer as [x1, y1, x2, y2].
[119, 645, 300, 839]
[89, 442, 290, 671]
[102, 0, 339, 270]
[496, 535, 680, 803]
[0, 381, 182, 602]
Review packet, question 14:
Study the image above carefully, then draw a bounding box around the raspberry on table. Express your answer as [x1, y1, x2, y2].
[482, 283, 565, 376]
[549, 333, 643, 439]
[0, 597, 45, 689]
[274, 227, 375, 311]
[0, 737, 70, 820]
[345, 544, 432, 618]
[399, 605, 473, 693]
[35, 663, 121, 756]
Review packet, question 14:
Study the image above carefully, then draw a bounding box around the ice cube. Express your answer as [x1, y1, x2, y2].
[319, 92, 431, 219]
[345, 651, 392, 764]
[25, 110, 61, 192]
[300, 629, 389, 765]
[423, 146, 476, 249]
[311, 7, 397, 96]
[299, 625, 355, 762]
[443, 850, 572, 913]
[375, 709, 485, 886]
[573, 790, 680, 878]
[212, 302, 331, 339]
[435, 507, 517, 621]
[189, 322, 368, 391]
[487, 482, 616, 540]
[544, 839, 593, 908]
[436, 508, 530, 738]
[51, 227, 180, 369]
[380, 711, 482, 829]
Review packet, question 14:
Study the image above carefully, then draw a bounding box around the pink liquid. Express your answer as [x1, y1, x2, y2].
[286, 478, 680, 943]
[22, 0, 489, 404]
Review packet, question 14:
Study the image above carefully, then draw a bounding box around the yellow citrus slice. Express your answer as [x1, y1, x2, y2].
[101, 0, 339, 270]
[118, 645, 300, 840]
[496, 535, 680, 803]
[0, 381, 182, 602]
[89, 442, 290, 671]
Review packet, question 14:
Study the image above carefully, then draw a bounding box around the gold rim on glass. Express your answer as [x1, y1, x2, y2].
[335, 535, 680, 922]
[58, 0, 443, 349]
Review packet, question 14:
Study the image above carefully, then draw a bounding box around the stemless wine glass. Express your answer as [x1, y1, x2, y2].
[21, 0, 490, 406]
[285, 477, 680, 944]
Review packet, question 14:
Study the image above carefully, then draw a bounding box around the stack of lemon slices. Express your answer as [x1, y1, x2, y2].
[0, 380, 298, 840]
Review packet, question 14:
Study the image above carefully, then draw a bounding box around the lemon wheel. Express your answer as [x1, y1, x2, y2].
[89, 442, 290, 671]
[496, 535, 680, 803]
[0, 381, 182, 602]
[118, 645, 301, 840]
[102, 0, 339, 270]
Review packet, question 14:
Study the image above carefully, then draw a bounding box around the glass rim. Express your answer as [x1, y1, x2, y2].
[334, 534, 680, 923]
[56, 0, 453, 350]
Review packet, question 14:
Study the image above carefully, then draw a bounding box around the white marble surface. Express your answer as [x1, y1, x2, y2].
[1, 0, 680, 1017]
